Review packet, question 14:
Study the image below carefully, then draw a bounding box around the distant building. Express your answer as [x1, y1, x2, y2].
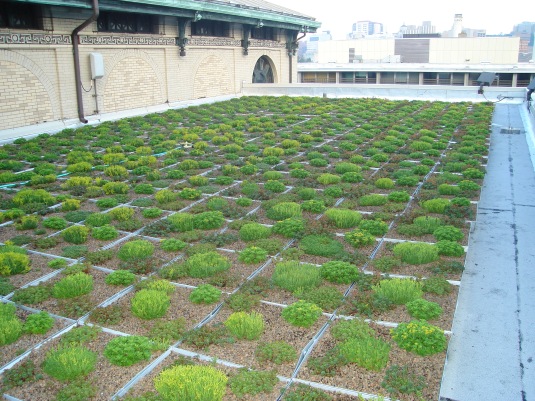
[316, 37, 520, 64]
[398, 21, 436, 37]
[302, 31, 332, 62]
[512, 21, 535, 62]
[348, 21, 383, 39]
[443, 14, 486, 38]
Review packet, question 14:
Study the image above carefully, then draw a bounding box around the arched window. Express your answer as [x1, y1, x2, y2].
[252, 56, 274, 83]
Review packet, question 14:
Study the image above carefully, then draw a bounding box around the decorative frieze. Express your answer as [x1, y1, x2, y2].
[188, 37, 241, 47]
[249, 39, 285, 48]
[80, 35, 176, 46]
[0, 33, 71, 45]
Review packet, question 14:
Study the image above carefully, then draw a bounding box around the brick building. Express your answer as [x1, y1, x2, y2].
[0, 0, 319, 131]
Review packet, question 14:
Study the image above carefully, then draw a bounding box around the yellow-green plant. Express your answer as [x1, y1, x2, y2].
[155, 365, 227, 401]
[225, 311, 264, 340]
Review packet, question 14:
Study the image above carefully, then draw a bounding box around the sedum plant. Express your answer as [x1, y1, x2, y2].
[131, 289, 170, 319]
[372, 278, 423, 305]
[104, 335, 153, 366]
[272, 261, 321, 293]
[189, 284, 222, 304]
[391, 320, 447, 356]
[393, 242, 439, 265]
[155, 365, 227, 401]
[281, 300, 322, 328]
[225, 311, 264, 340]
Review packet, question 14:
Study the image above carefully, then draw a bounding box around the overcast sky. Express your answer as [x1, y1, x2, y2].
[265, 0, 529, 39]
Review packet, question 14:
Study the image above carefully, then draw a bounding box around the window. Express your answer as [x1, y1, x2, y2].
[0, 2, 42, 30]
[251, 27, 275, 40]
[191, 20, 230, 37]
[97, 11, 158, 34]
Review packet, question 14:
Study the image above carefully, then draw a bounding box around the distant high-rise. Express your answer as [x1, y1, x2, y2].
[349, 21, 383, 38]
[452, 13, 463, 37]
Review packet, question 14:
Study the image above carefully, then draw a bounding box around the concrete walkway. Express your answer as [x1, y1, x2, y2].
[440, 103, 535, 401]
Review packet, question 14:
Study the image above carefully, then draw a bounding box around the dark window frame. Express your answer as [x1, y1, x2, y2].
[0, 2, 42, 30]
[97, 11, 159, 34]
[191, 20, 231, 37]
[251, 26, 275, 40]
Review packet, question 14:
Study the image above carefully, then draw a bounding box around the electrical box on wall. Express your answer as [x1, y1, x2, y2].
[90, 53, 104, 79]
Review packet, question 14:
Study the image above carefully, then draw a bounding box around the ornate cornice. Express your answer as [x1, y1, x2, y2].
[79, 35, 176, 46]
[0, 33, 71, 45]
[188, 37, 241, 47]
[249, 39, 285, 48]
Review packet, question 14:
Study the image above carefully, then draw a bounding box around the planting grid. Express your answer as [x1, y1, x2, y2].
[0, 96, 492, 401]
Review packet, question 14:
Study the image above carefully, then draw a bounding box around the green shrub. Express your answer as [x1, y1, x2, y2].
[61, 225, 89, 244]
[372, 278, 423, 305]
[272, 217, 306, 238]
[167, 213, 194, 232]
[391, 320, 447, 356]
[0, 251, 31, 276]
[338, 335, 390, 371]
[131, 289, 170, 319]
[118, 240, 155, 262]
[381, 364, 427, 397]
[324, 186, 343, 198]
[438, 184, 461, 196]
[61, 199, 81, 212]
[23, 311, 54, 334]
[239, 223, 271, 241]
[297, 286, 344, 311]
[341, 171, 363, 183]
[236, 197, 253, 207]
[104, 335, 153, 366]
[42, 217, 68, 230]
[320, 261, 359, 284]
[179, 187, 202, 200]
[189, 284, 222, 304]
[55, 380, 97, 401]
[433, 225, 464, 242]
[359, 219, 389, 236]
[91, 224, 118, 240]
[413, 216, 443, 233]
[184, 252, 231, 278]
[358, 194, 388, 206]
[335, 162, 360, 174]
[84, 213, 112, 227]
[109, 206, 135, 222]
[12, 284, 52, 304]
[375, 178, 395, 189]
[393, 242, 439, 265]
[388, 191, 411, 203]
[105, 270, 136, 286]
[16, 215, 39, 230]
[53, 272, 93, 299]
[42, 345, 97, 381]
[264, 180, 286, 192]
[0, 277, 15, 295]
[225, 311, 264, 340]
[345, 228, 376, 248]
[458, 180, 480, 192]
[239, 246, 268, 264]
[229, 368, 278, 397]
[422, 276, 452, 295]
[422, 198, 450, 214]
[13, 189, 55, 207]
[272, 261, 321, 292]
[0, 315, 22, 346]
[155, 189, 178, 204]
[324, 208, 362, 228]
[406, 298, 443, 320]
[255, 341, 297, 365]
[142, 208, 163, 218]
[372, 256, 401, 273]
[192, 211, 225, 230]
[154, 365, 227, 401]
[462, 167, 484, 179]
[331, 318, 375, 342]
[301, 199, 326, 213]
[300, 235, 344, 257]
[160, 238, 187, 252]
[317, 173, 341, 186]
[436, 240, 465, 257]
[61, 245, 88, 259]
[102, 182, 129, 195]
[266, 202, 302, 221]
[281, 300, 322, 328]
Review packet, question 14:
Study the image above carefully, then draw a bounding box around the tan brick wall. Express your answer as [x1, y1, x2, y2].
[0, 7, 296, 131]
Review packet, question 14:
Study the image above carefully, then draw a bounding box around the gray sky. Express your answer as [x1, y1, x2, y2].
[265, 0, 529, 39]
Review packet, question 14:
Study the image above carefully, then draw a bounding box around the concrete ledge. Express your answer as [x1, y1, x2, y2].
[243, 83, 525, 103]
